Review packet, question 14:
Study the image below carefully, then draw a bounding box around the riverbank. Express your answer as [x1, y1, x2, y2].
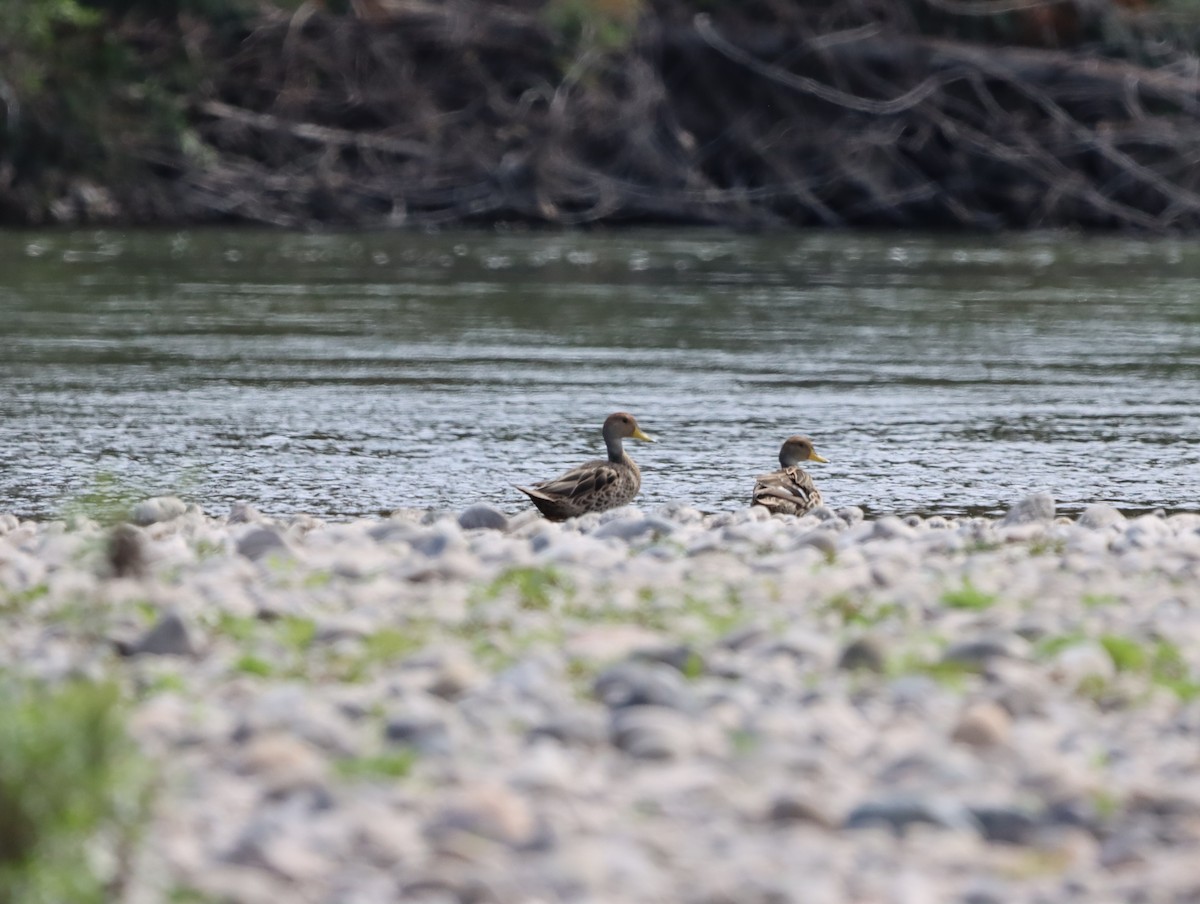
[7, 0, 1200, 231]
[3, 495, 1200, 901]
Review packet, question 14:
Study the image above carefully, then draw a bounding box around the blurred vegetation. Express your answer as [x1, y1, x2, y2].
[0, 678, 148, 904]
[4, 0, 1200, 227]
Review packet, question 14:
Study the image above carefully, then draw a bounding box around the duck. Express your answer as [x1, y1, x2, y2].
[751, 435, 828, 516]
[516, 412, 655, 521]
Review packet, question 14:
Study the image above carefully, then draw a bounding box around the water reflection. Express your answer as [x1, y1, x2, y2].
[0, 229, 1197, 519]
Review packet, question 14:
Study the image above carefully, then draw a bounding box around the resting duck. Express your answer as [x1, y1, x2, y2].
[516, 412, 655, 521]
[751, 435, 828, 516]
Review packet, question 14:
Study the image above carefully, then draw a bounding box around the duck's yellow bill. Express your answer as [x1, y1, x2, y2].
[632, 427, 656, 443]
[810, 451, 829, 463]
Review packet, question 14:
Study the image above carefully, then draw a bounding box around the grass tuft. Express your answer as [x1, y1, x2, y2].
[940, 578, 996, 611]
[0, 678, 148, 904]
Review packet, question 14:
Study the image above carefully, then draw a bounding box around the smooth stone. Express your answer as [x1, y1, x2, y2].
[426, 784, 541, 848]
[125, 611, 198, 657]
[609, 705, 695, 760]
[763, 629, 837, 668]
[632, 644, 706, 676]
[528, 709, 609, 747]
[228, 501, 265, 524]
[236, 528, 288, 561]
[872, 516, 917, 540]
[844, 795, 982, 835]
[942, 634, 1031, 667]
[564, 624, 669, 663]
[407, 528, 463, 558]
[1078, 503, 1125, 530]
[838, 636, 886, 672]
[836, 506, 865, 525]
[1000, 493, 1056, 526]
[237, 734, 329, 795]
[457, 503, 509, 531]
[796, 531, 838, 557]
[131, 495, 188, 526]
[592, 517, 671, 541]
[0, 513, 18, 534]
[402, 648, 485, 700]
[592, 661, 698, 712]
[385, 713, 451, 756]
[969, 805, 1040, 844]
[951, 701, 1011, 747]
[1050, 642, 1116, 687]
[767, 794, 837, 827]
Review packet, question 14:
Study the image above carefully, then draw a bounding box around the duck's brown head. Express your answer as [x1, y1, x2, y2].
[779, 435, 828, 468]
[602, 412, 654, 459]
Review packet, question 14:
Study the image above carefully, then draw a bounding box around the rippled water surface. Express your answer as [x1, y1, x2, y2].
[1, 229, 1197, 520]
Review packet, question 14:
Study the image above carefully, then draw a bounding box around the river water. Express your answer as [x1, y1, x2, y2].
[1, 229, 1197, 521]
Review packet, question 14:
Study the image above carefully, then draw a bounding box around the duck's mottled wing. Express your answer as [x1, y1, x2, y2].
[533, 459, 620, 500]
[752, 467, 821, 513]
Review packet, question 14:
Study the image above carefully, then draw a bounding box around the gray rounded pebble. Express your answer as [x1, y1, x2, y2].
[844, 795, 983, 835]
[593, 661, 697, 712]
[457, 503, 509, 531]
[385, 714, 451, 756]
[131, 495, 188, 526]
[838, 636, 887, 672]
[1078, 503, 1125, 529]
[610, 705, 695, 760]
[1000, 493, 1056, 525]
[969, 805, 1041, 844]
[236, 527, 288, 560]
[127, 610, 198, 657]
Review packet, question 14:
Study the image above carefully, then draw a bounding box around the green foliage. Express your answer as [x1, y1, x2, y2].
[234, 654, 273, 677]
[58, 473, 145, 527]
[888, 651, 979, 686]
[0, 583, 50, 614]
[335, 750, 417, 781]
[278, 615, 317, 652]
[1148, 640, 1200, 700]
[0, 678, 147, 904]
[544, 0, 643, 53]
[823, 592, 900, 626]
[480, 565, 570, 611]
[940, 578, 997, 611]
[1100, 634, 1146, 672]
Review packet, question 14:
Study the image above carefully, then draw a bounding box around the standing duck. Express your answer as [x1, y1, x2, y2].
[751, 435, 828, 516]
[516, 412, 655, 521]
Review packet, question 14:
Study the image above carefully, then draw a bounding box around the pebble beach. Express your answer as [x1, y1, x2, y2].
[4, 494, 1200, 903]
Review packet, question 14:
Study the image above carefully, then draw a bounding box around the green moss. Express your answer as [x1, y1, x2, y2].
[1035, 633, 1088, 658]
[888, 652, 978, 687]
[302, 570, 333, 589]
[940, 578, 996, 611]
[234, 654, 273, 677]
[1027, 537, 1066, 556]
[141, 671, 186, 696]
[215, 613, 258, 643]
[278, 615, 317, 652]
[823, 593, 901, 626]
[58, 473, 143, 527]
[335, 750, 417, 781]
[478, 565, 571, 611]
[1149, 641, 1200, 700]
[0, 583, 50, 613]
[1100, 635, 1147, 672]
[680, 651, 705, 680]
[1082, 593, 1119, 608]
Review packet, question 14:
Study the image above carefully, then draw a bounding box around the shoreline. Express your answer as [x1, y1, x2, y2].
[3, 494, 1200, 901]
